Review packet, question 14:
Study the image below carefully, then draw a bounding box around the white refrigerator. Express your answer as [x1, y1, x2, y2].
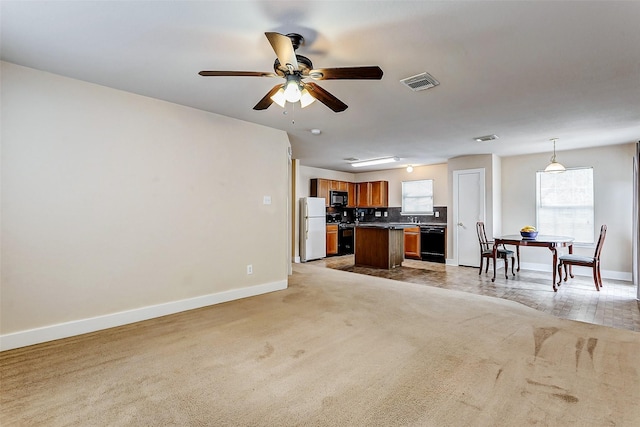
[300, 197, 326, 262]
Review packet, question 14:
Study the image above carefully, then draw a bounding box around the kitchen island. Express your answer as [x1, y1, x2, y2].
[355, 223, 416, 269]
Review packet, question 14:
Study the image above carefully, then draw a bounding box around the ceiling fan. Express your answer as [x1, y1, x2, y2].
[199, 32, 383, 113]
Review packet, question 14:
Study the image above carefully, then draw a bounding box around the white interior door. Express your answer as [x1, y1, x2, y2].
[453, 168, 485, 267]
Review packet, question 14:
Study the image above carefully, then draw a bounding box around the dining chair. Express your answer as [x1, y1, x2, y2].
[557, 225, 607, 291]
[476, 222, 515, 279]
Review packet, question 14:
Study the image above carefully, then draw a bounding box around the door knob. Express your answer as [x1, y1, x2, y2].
[457, 222, 464, 226]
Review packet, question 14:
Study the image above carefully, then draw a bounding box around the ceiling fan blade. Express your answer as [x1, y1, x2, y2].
[199, 71, 277, 77]
[304, 82, 348, 113]
[308, 66, 383, 80]
[253, 84, 284, 110]
[265, 32, 298, 72]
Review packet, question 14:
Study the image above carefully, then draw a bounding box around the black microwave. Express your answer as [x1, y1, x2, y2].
[330, 191, 348, 207]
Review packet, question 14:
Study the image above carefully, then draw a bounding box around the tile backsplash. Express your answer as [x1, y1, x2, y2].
[356, 206, 447, 224]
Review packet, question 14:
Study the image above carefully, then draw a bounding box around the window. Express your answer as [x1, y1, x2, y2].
[536, 168, 594, 244]
[402, 179, 434, 214]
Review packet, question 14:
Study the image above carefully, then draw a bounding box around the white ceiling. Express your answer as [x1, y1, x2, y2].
[2, 1, 639, 172]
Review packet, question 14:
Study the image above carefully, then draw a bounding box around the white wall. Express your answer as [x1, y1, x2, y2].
[502, 143, 635, 277]
[1, 62, 291, 349]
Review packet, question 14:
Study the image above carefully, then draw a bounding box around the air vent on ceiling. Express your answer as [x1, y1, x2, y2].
[400, 72, 440, 92]
[474, 134, 499, 142]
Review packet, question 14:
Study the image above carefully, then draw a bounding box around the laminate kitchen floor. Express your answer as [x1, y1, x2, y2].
[311, 255, 640, 332]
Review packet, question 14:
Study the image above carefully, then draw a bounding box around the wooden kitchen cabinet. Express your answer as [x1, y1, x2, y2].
[331, 180, 348, 191]
[356, 182, 371, 207]
[311, 178, 351, 207]
[310, 178, 331, 206]
[370, 180, 388, 207]
[356, 180, 389, 207]
[347, 182, 356, 207]
[326, 224, 339, 256]
[404, 227, 421, 259]
[312, 178, 387, 208]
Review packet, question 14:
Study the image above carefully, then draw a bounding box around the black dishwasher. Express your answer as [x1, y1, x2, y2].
[420, 225, 446, 263]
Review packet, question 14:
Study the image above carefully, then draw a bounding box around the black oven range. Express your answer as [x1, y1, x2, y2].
[338, 223, 354, 255]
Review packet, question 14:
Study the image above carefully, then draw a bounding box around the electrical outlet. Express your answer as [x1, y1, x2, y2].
[247, 264, 253, 275]
[375, 211, 382, 217]
[435, 212, 440, 217]
[383, 212, 388, 217]
[263, 196, 271, 205]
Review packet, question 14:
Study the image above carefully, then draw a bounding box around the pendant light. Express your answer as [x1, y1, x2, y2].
[544, 138, 566, 173]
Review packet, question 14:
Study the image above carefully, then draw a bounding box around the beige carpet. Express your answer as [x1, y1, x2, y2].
[1, 263, 639, 426]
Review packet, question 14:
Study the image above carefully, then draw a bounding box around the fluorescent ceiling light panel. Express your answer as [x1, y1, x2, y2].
[351, 156, 400, 168]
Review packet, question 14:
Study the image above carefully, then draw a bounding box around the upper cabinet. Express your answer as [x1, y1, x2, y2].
[331, 180, 348, 192]
[311, 178, 355, 207]
[347, 182, 356, 207]
[356, 180, 388, 208]
[311, 178, 388, 208]
[370, 180, 388, 207]
[310, 178, 331, 206]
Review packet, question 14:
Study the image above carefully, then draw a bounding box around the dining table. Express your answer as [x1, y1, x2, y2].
[492, 234, 575, 291]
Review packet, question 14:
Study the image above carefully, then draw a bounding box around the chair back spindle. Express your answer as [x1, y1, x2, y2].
[477, 222, 491, 252]
[594, 225, 607, 258]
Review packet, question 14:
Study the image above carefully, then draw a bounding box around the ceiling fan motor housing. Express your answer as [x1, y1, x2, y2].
[285, 33, 305, 50]
[274, 55, 313, 77]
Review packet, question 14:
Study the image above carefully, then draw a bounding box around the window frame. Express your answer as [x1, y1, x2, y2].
[535, 167, 595, 246]
[401, 179, 434, 215]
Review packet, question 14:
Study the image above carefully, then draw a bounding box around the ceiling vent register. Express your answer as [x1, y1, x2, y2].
[400, 72, 440, 92]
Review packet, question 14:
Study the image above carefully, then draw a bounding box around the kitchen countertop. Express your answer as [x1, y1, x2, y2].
[356, 223, 423, 229]
[355, 222, 446, 228]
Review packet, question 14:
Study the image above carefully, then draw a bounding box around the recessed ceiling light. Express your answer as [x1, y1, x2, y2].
[310, 128, 321, 135]
[474, 134, 499, 142]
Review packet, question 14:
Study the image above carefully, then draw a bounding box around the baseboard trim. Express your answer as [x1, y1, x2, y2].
[0, 280, 288, 352]
[519, 262, 632, 282]
[440, 259, 631, 282]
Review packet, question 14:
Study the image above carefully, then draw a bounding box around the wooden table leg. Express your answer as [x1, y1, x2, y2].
[491, 243, 497, 282]
[549, 246, 558, 292]
[568, 244, 574, 278]
[516, 245, 521, 272]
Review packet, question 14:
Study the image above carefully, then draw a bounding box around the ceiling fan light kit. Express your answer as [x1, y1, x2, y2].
[199, 32, 383, 113]
[544, 138, 566, 173]
[351, 157, 400, 168]
[299, 88, 316, 108]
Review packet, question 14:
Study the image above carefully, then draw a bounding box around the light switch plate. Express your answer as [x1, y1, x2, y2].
[263, 196, 271, 205]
